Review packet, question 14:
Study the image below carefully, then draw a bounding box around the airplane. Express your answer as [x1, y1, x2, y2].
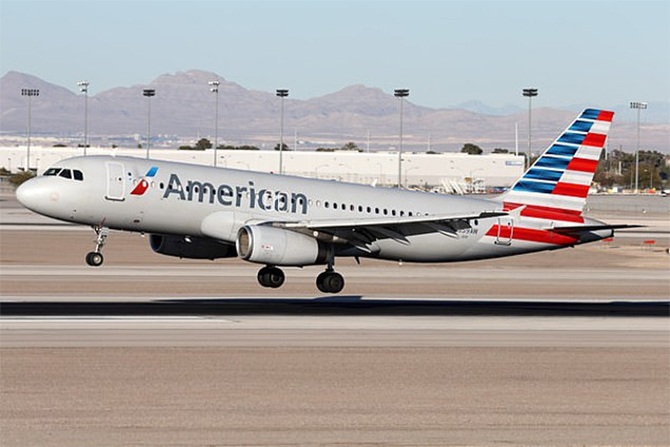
[16, 108, 635, 294]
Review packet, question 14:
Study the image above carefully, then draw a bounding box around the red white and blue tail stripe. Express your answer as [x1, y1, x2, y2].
[500, 109, 613, 216]
[482, 109, 639, 251]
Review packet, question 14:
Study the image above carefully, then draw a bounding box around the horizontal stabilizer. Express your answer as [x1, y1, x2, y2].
[546, 224, 644, 236]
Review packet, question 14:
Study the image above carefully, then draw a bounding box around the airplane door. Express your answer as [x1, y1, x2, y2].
[495, 217, 514, 246]
[105, 162, 125, 201]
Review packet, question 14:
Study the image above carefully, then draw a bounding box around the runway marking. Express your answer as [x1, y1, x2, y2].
[2, 315, 668, 331]
[1, 317, 667, 348]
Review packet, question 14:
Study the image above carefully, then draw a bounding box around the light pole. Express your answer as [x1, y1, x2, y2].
[78, 81, 89, 155]
[209, 81, 220, 167]
[394, 88, 409, 188]
[522, 88, 538, 169]
[21, 88, 39, 172]
[143, 89, 155, 159]
[629, 101, 647, 194]
[276, 89, 289, 174]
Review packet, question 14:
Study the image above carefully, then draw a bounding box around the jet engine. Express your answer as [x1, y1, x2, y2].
[149, 234, 235, 259]
[236, 225, 332, 266]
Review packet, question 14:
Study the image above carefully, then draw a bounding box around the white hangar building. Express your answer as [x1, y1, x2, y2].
[1, 147, 525, 194]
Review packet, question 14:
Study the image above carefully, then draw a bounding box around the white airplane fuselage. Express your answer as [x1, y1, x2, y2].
[17, 155, 609, 261]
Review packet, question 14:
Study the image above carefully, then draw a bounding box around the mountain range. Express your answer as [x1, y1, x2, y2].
[1, 70, 668, 153]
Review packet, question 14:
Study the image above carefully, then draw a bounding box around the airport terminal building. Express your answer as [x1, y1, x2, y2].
[1, 146, 525, 193]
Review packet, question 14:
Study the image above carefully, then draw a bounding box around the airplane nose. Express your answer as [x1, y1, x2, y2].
[16, 178, 49, 211]
[16, 180, 33, 207]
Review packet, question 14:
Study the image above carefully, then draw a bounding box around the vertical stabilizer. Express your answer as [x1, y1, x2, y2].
[499, 109, 614, 216]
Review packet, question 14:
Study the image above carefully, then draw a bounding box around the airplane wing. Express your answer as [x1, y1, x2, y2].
[277, 210, 507, 230]
[268, 210, 508, 247]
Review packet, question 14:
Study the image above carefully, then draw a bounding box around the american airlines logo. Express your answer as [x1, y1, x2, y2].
[130, 166, 159, 196]
[162, 173, 309, 215]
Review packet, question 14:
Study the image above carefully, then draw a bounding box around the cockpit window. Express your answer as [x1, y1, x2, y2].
[44, 167, 61, 176]
[43, 167, 84, 181]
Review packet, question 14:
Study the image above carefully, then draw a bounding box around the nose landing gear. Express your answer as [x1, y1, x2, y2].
[85, 225, 109, 267]
[85, 251, 104, 267]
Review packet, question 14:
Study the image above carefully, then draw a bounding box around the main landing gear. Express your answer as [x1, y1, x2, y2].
[85, 225, 109, 267]
[256, 265, 345, 294]
[316, 268, 345, 294]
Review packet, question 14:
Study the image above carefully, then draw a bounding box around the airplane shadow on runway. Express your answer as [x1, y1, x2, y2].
[1, 297, 668, 317]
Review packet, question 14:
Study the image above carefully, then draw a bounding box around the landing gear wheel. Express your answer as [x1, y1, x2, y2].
[86, 225, 109, 267]
[85, 251, 104, 267]
[316, 271, 345, 294]
[257, 266, 285, 288]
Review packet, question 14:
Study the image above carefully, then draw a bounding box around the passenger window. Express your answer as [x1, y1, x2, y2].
[59, 169, 72, 179]
[73, 170, 84, 181]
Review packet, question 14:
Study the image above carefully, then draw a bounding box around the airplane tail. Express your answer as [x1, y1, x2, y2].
[499, 108, 614, 217]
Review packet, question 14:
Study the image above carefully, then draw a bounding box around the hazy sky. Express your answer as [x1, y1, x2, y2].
[1, 0, 668, 110]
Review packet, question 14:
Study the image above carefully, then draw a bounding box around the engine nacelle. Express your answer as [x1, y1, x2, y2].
[149, 234, 235, 260]
[236, 225, 332, 266]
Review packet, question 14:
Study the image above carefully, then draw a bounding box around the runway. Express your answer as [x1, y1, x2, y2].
[1, 195, 669, 446]
[2, 230, 669, 300]
[2, 316, 668, 446]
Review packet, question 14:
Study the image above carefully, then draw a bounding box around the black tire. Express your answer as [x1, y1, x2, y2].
[316, 271, 344, 294]
[325, 272, 344, 293]
[316, 271, 329, 293]
[258, 266, 285, 288]
[85, 251, 103, 267]
[266, 268, 285, 288]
